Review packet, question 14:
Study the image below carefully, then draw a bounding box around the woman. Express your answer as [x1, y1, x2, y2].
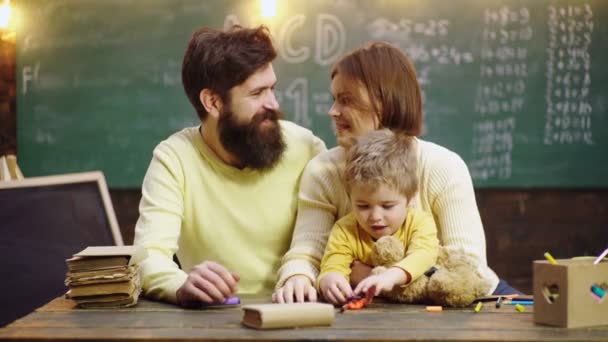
[273, 41, 520, 303]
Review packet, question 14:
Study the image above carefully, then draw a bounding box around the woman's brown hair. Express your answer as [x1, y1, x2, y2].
[331, 41, 423, 136]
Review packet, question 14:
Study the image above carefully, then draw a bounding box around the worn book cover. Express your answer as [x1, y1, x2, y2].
[241, 303, 335, 329]
[65, 266, 138, 286]
[66, 245, 147, 271]
[77, 296, 138, 308]
[67, 276, 140, 298]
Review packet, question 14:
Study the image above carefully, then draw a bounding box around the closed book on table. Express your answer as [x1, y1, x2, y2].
[66, 246, 147, 271]
[241, 303, 335, 329]
[67, 278, 139, 298]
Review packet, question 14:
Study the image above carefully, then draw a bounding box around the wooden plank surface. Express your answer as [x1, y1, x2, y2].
[0, 296, 607, 341]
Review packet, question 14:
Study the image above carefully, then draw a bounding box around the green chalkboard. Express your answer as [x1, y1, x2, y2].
[16, 0, 608, 188]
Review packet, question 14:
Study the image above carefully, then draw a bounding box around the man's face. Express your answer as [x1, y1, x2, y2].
[218, 64, 286, 170]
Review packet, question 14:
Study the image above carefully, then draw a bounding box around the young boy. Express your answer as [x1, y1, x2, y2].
[318, 129, 439, 305]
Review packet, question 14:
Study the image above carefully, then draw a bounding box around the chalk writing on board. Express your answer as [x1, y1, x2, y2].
[471, 6, 532, 181]
[315, 14, 346, 66]
[284, 78, 311, 128]
[367, 18, 450, 39]
[313, 92, 332, 118]
[366, 18, 474, 66]
[22, 63, 40, 95]
[277, 14, 345, 66]
[365, 16, 475, 136]
[278, 15, 310, 64]
[277, 80, 333, 128]
[224, 14, 241, 30]
[543, 3, 594, 145]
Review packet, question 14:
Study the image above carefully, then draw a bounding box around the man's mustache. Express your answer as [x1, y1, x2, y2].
[251, 108, 283, 126]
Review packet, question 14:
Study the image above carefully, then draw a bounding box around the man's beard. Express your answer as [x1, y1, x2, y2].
[218, 107, 286, 171]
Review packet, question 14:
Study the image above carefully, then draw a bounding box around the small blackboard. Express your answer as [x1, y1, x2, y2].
[0, 171, 123, 326]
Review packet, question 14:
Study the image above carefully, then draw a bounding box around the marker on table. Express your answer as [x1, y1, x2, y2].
[474, 301, 483, 313]
[504, 300, 534, 306]
[200, 297, 240, 307]
[222, 297, 241, 305]
[591, 285, 605, 299]
[593, 247, 608, 265]
[495, 296, 504, 309]
[426, 306, 443, 312]
[544, 252, 558, 265]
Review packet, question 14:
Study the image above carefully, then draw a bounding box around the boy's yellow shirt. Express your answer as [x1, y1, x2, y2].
[319, 208, 439, 284]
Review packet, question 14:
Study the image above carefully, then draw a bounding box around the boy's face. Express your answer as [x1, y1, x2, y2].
[350, 183, 408, 240]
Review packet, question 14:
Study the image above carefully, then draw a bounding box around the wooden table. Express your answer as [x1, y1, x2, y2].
[1, 295, 607, 341]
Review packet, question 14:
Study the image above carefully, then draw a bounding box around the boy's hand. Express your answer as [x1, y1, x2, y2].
[353, 267, 407, 296]
[319, 272, 353, 305]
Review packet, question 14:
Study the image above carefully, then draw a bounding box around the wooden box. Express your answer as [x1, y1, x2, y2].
[533, 258, 608, 328]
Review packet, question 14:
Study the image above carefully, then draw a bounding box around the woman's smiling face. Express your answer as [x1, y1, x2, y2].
[328, 74, 380, 147]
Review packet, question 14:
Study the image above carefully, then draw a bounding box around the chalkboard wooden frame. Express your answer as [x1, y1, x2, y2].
[0, 171, 124, 245]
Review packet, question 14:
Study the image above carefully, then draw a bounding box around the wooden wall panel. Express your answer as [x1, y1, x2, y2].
[110, 189, 608, 294]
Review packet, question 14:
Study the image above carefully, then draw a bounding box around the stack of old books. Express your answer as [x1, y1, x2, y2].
[65, 245, 147, 308]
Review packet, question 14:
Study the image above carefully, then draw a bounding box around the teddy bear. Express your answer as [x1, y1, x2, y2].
[370, 236, 492, 307]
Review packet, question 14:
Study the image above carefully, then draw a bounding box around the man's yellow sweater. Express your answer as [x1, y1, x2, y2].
[134, 121, 325, 303]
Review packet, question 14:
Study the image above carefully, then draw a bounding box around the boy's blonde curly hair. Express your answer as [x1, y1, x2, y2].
[344, 129, 418, 199]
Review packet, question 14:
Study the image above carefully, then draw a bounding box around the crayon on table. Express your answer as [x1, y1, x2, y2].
[591, 285, 605, 298]
[495, 296, 503, 308]
[474, 302, 482, 313]
[200, 297, 240, 306]
[223, 297, 241, 305]
[590, 292, 602, 302]
[544, 252, 558, 264]
[593, 247, 608, 265]
[504, 300, 534, 305]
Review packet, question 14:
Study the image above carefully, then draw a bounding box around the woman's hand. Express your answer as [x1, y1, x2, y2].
[272, 275, 317, 303]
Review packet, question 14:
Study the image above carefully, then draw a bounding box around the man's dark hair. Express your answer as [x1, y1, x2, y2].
[181, 25, 277, 120]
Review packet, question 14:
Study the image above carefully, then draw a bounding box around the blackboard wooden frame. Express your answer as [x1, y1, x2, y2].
[0, 171, 123, 245]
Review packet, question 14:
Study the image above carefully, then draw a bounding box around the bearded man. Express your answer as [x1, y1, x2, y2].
[134, 25, 326, 307]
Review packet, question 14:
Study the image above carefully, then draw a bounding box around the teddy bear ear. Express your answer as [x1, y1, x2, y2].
[371, 236, 405, 266]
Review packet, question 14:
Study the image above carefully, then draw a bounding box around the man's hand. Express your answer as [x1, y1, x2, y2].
[349, 260, 372, 286]
[319, 272, 353, 305]
[176, 261, 240, 307]
[272, 275, 317, 303]
[353, 267, 408, 297]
